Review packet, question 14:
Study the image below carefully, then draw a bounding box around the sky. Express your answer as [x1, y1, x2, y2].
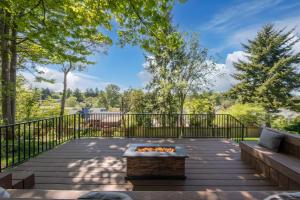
[23, 0, 300, 92]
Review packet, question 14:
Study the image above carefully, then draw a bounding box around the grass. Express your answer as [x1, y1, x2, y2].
[244, 137, 259, 141]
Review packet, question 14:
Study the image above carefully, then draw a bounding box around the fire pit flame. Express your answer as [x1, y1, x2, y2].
[136, 146, 176, 153]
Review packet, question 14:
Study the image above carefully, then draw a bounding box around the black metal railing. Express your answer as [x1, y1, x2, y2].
[0, 113, 244, 171]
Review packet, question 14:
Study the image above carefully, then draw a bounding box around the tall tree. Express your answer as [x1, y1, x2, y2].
[73, 89, 84, 103]
[59, 61, 87, 115]
[146, 31, 215, 114]
[144, 22, 184, 114]
[172, 33, 216, 116]
[1, 0, 182, 124]
[229, 24, 300, 113]
[121, 89, 153, 113]
[105, 84, 121, 109]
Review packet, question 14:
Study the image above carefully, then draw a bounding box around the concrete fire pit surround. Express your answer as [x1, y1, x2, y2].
[123, 143, 188, 180]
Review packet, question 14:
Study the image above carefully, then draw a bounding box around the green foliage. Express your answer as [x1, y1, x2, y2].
[105, 84, 121, 109]
[1, 0, 182, 124]
[185, 93, 217, 114]
[66, 96, 78, 107]
[220, 103, 267, 127]
[73, 89, 84, 102]
[272, 115, 300, 134]
[287, 96, 300, 112]
[16, 86, 40, 121]
[146, 30, 216, 114]
[96, 84, 121, 110]
[229, 24, 300, 112]
[122, 89, 153, 113]
[41, 88, 53, 100]
[15, 77, 60, 121]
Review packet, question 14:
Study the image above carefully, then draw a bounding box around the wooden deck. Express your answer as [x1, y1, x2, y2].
[11, 138, 280, 191]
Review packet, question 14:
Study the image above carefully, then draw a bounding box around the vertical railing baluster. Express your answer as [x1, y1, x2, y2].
[18, 124, 21, 164]
[12, 125, 15, 167]
[0, 128, 2, 172]
[37, 121, 39, 154]
[5, 126, 9, 168]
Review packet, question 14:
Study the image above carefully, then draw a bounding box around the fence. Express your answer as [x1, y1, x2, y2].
[0, 113, 244, 172]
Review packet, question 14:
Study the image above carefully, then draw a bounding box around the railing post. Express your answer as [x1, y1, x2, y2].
[78, 114, 81, 139]
[11, 125, 15, 167]
[0, 128, 2, 172]
[74, 114, 76, 139]
[242, 124, 245, 141]
[226, 115, 229, 139]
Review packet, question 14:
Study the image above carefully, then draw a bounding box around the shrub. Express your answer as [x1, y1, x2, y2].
[272, 115, 300, 134]
[220, 103, 267, 126]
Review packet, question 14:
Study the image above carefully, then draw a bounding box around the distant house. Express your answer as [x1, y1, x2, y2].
[90, 107, 108, 113]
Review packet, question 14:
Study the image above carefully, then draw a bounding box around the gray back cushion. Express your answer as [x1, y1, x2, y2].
[258, 128, 284, 152]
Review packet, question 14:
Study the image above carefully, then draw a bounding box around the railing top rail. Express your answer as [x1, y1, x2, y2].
[0, 114, 76, 128]
[0, 113, 245, 128]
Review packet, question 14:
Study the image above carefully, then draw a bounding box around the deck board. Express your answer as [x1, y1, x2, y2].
[9, 138, 280, 191]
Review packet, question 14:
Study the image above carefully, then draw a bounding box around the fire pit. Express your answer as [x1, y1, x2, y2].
[123, 144, 188, 179]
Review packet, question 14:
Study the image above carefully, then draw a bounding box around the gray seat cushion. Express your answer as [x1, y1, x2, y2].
[78, 192, 132, 200]
[258, 128, 284, 152]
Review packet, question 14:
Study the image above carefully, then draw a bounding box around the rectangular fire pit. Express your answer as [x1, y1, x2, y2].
[123, 143, 188, 179]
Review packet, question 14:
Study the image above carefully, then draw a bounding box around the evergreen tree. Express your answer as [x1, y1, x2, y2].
[73, 89, 84, 103]
[229, 24, 300, 112]
[41, 88, 52, 100]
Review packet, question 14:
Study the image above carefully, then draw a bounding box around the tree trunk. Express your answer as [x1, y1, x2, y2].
[60, 71, 68, 116]
[10, 22, 17, 124]
[1, 10, 12, 125]
[179, 96, 185, 138]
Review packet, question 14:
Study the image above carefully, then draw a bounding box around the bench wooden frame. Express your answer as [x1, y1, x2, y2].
[240, 128, 300, 190]
[0, 172, 34, 189]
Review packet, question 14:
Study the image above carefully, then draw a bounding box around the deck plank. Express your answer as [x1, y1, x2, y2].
[9, 138, 281, 191]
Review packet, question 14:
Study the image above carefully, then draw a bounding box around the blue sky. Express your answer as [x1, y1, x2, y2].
[25, 0, 300, 92]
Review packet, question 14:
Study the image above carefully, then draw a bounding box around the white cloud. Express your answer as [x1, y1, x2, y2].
[220, 15, 300, 52]
[22, 66, 111, 92]
[212, 51, 248, 92]
[203, 0, 283, 32]
[137, 70, 152, 86]
[137, 56, 154, 86]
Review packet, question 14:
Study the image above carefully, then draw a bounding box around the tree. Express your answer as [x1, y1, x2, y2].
[1, 0, 182, 125]
[220, 103, 267, 127]
[41, 88, 52, 100]
[144, 23, 184, 114]
[184, 94, 216, 114]
[229, 24, 300, 113]
[97, 90, 109, 109]
[66, 96, 77, 108]
[121, 89, 152, 113]
[105, 84, 121, 109]
[16, 82, 40, 121]
[146, 32, 216, 115]
[66, 89, 73, 98]
[59, 60, 88, 116]
[73, 89, 84, 103]
[172, 33, 216, 116]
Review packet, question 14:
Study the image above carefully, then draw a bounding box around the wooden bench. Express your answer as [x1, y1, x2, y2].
[240, 128, 300, 189]
[0, 171, 34, 189]
[0, 172, 12, 189]
[12, 172, 35, 189]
